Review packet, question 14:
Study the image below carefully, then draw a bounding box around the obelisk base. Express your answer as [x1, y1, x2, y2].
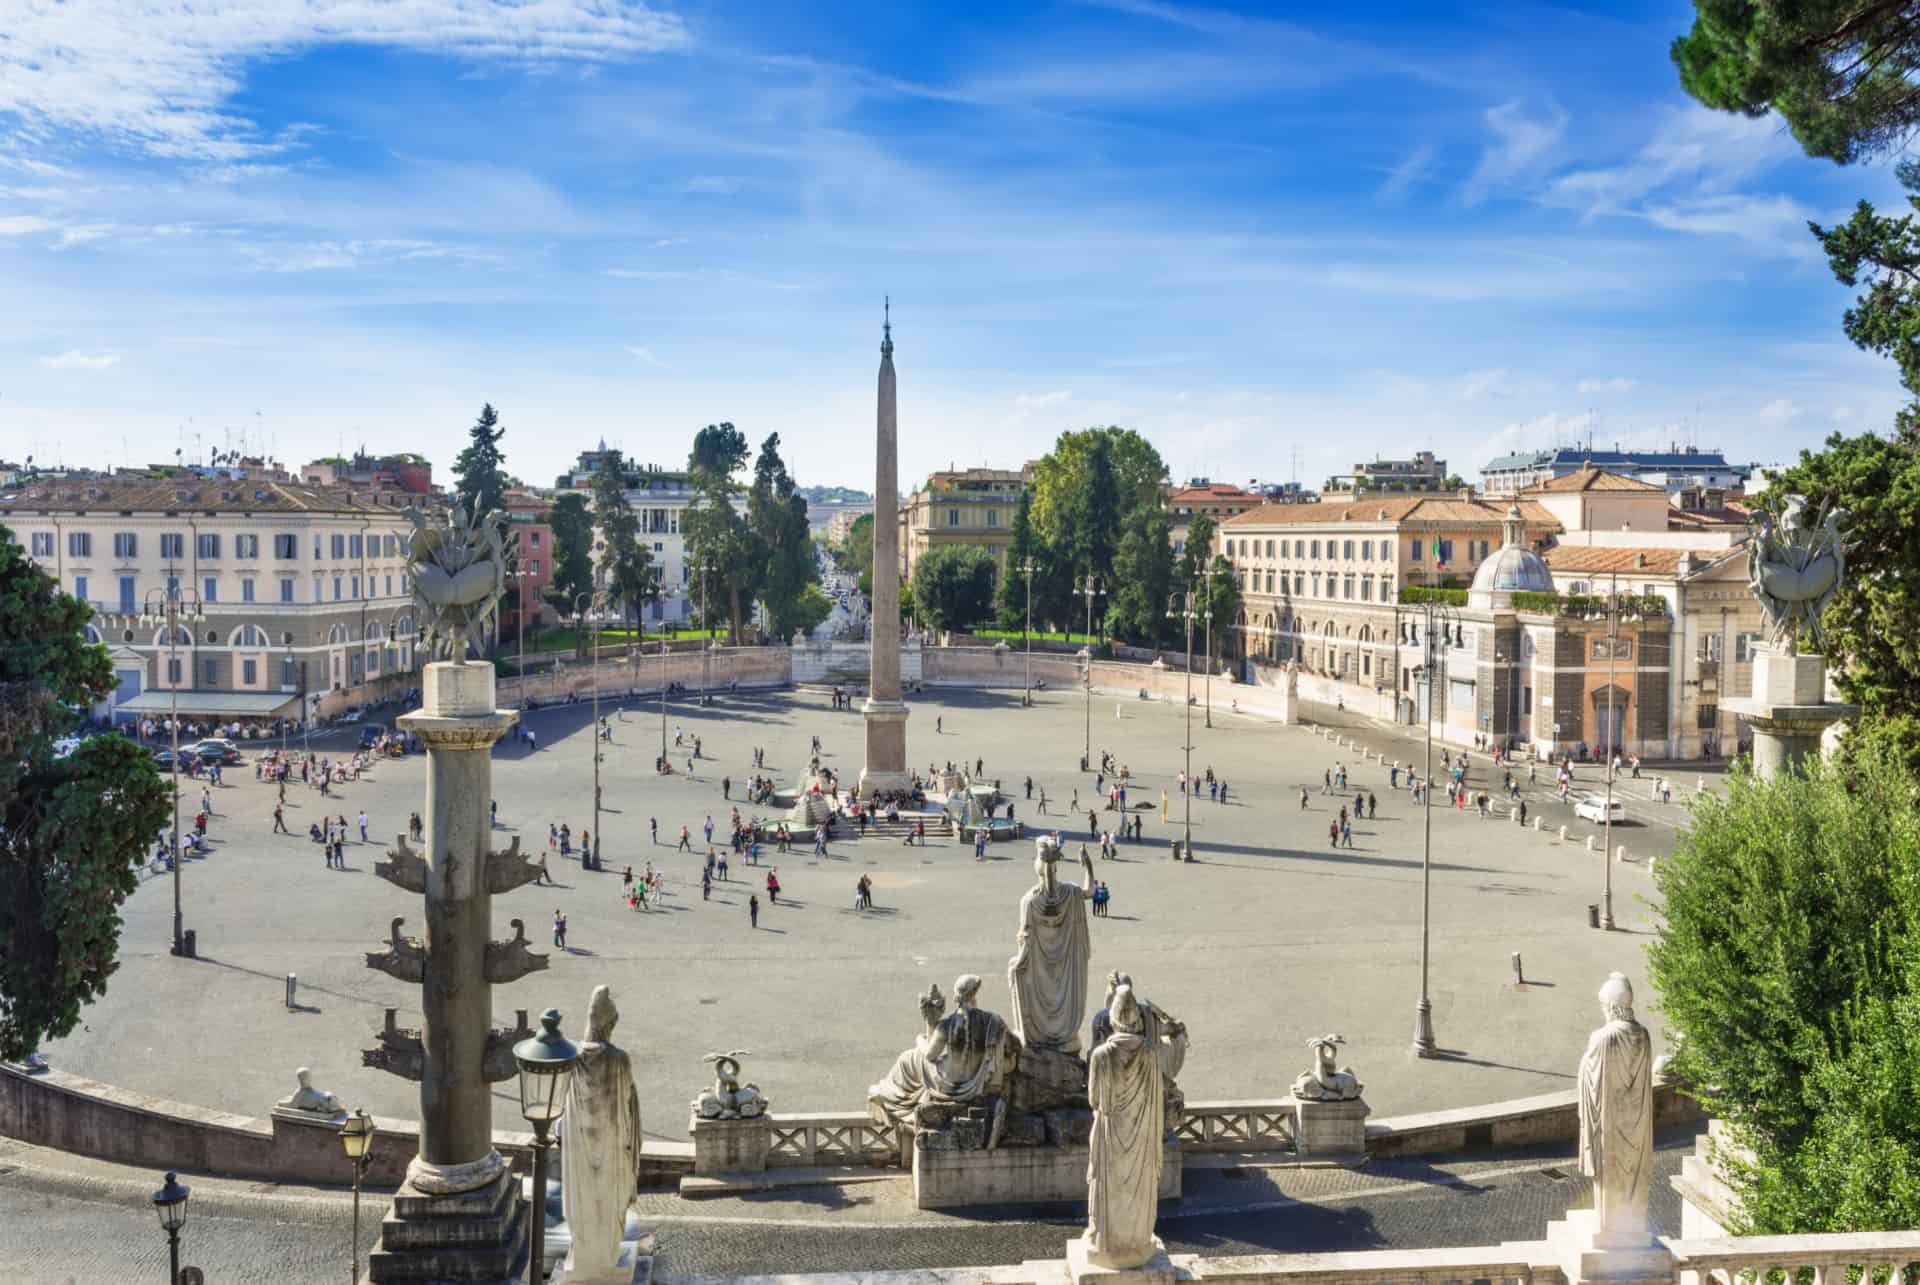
[365, 1165, 530, 1283]
[860, 698, 913, 795]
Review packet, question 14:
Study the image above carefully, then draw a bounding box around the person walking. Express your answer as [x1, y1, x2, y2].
[273, 803, 289, 834]
[749, 894, 760, 929]
[358, 810, 369, 842]
[552, 910, 568, 949]
[702, 867, 712, 900]
[678, 825, 692, 853]
[1367, 792, 1377, 819]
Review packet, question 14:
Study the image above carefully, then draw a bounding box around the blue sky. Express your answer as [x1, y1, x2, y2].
[0, 0, 1910, 491]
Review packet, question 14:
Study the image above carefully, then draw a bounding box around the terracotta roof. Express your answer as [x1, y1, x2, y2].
[1542, 546, 1691, 576]
[0, 476, 417, 516]
[1519, 467, 1667, 495]
[1665, 503, 1750, 530]
[1223, 495, 1560, 530]
[1168, 484, 1261, 504]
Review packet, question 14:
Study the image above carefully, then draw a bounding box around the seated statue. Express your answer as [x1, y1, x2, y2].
[867, 983, 947, 1130]
[918, 974, 1021, 1141]
[276, 1067, 343, 1116]
[1291, 1034, 1363, 1102]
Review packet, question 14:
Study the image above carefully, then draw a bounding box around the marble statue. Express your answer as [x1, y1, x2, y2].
[1081, 983, 1164, 1269]
[561, 986, 642, 1274]
[405, 500, 508, 660]
[868, 983, 946, 1130]
[1291, 1034, 1364, 1102]
[276, 1067, 343, 1115]
[693, 1051, 767, 1119]
[1748, 495, 1849, 654]
[1008, 837, 1097, 1054]
[1091, 971, 1188, 1116]
[921, 974, 1020, 1123]
[1578, 973, 1655, 1245]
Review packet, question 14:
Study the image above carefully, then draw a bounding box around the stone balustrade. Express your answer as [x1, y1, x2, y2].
[1173, 1099, 1296, 1153]
[1182, 1245, 1548, 1285]
[1663, 1232, 1920, 1285]
[767, 1111, 899, 1168]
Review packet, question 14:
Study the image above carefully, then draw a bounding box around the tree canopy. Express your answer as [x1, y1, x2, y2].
[453, 403, 510, 520]
[1029, 427, 1167, 555]
[1105, 503, 1174, 647]
[543, 491, 596, 628]
[0, 530, 172, 1061]
[748, 433, 821, 640]
[683, 423, 759, 642]
[910, 545, 998, 632]
[590, 448, 655, 630]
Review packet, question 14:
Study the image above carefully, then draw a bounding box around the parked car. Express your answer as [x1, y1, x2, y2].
[189, 738, 242, 765]
[1573, 793, 1625, 824]
[340, 708, 365, 724]
[359, 722, 389, 749]
[151, 747, 200, 772]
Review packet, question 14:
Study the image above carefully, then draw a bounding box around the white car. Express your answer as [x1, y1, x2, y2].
[1574, 794, 1625, 824]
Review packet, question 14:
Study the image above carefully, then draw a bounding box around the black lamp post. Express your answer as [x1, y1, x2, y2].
[513, 1009, 579, 1285]
[151, 1170, 190, 1284]
[340, 1109, 375, 1285]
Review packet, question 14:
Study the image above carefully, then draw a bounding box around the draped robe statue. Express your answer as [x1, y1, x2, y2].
[1008, 839, 1096, 1053]
[868, 984, 947, 1129]
[921, 974, 1019, 1117]
[1091, 971, 1188, 1117]
[1081, 983, 1164, 1269]
[562, 986, 642, 1274]
[1578, 972, 1654, 1246]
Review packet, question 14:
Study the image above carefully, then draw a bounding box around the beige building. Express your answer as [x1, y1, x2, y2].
[3, 475, 420, 724]
[1165, 481, 1263, 559]
[898, 466, 1030, 585]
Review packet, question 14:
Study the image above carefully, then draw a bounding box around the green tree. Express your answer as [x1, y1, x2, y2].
[1201, 553, 1241, 667]
[996, 489, 1043, 630]
[748, 433, 820, 640]
[1672, 0, 1920, 164]
[1106, 503, 1174, 646]
[1029, 427, 1168, 547]
[1648, 749, 1920, 1232]
[590, 449, 656, 633]
[1062, 434, 1122, 586]
[910, 545, 998, 632]
[789, 582, 833, 640]
[684, 423, 761, 643]
[0, 531, 173, 1061]
[453, 403, 511, 522]
[1177, 511, 1217, 589]
[543, 492, 595, 627]
[842, 513, 876, 598]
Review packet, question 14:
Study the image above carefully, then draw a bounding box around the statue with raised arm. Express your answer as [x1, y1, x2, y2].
[1008, 836, 1097, 1054]
[561, 986, 642, 1275]
[406, 499, 508, 661]
[1578, 973, 1655, 1245]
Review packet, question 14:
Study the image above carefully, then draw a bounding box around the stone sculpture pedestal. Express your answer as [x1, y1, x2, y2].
[1722, 646, 1856, 780]
[1544, 1209, 1669, 1285]
[559, 1241, 649, 1285]
[1067, 1235, 1175, 1285]
[859, 697, 913, 795]
[912, 1138, 1182, 1210]
[689, 1114, 772, 1177]
[1293, 1096, 1369, 1156]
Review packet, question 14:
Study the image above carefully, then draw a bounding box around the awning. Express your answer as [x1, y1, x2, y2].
[117, 691, 301, 718]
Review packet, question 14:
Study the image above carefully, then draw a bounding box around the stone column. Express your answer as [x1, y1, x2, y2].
[1722, 646, 1856, 781]
[863, 316, 911, 794]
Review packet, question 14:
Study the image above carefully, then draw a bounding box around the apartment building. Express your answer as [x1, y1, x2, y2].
[1481, 445, 1751, 497]
[1321, 450, 1451, 495]
[2, 475, 419, 723]
[898, 466, 1030, 584]
[1165, 481, 1263, 558]
[555, 452, 736, 624]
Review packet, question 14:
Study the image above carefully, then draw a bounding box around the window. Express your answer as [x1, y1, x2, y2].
[274, 533, 296, 560]
[987, 510, 998, 528]
[1439, 538, 1454, 563]
[948, 509, 959, 527]
[114, 532, 137, 558]
[203, 576, 217, 603]
[314, 535, 323, 559]
[384, 574, 393, 596]
[1697, 703, 1718, 730]
[1343, 540, 1353, 560]
[1409, 539, 1422, 562]
[68, 531, 92, 558]
[1265, 571, 1274, 593]
[280, 577, 295, 603]
[30, 532, 53, 557]
[242, 659, 258, 686]
[1344, 575, 1355, 599]
[350, 534, 363, 559]
[1735, 633, 1763, 663]
[166, 574, 179, 594]
[1294, 540, 1304, 558]
[119, 576, 136, 612]
[74, 574, 89, 602]
[167, 657, 183, 684]
[333, 577, 342, 601]
[400, 573, 409, 595]
[1699, 634, 1723, 662]
[197, 533, 220, 559]
[1361, 540, 1372, 561]
[1311, 540, 1321, 558]
[654, 542, 663, 553]
[281, 657, 296, 687]
[236, 534, 259, 559]
[1265, 540, 1275, 557]
[241, 579, 255, 603]
[1524, 687, 1533, 715]
[161, 532, 183, 560]
[203, 657, 218, 685]
[529, 531, 542, 548]
[528, 560, 541, 576]
[1361, 576, 1372, 602]
[331, 534, 346, 559]
[351, 575, 361, 599]
[1293, 573, 1304, 595]
[385, 534, 398, 557]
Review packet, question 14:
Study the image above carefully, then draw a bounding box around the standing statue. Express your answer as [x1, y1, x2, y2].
[561, 987, 642, 1274]
[1747, 496, 1849, 655]
[868, 983, 947, 1129]
[1008, 837, 1097, 1053]
[1578, 973, 1655, 1245]
[1079, 982, 1165, 1270]
[1091, 971, 1188, 1116]
[405, 500, 508, 660]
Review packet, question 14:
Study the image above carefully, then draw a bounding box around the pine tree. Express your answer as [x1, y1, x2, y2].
[453, 403, 510, 519]
[590, 450, 655, 634]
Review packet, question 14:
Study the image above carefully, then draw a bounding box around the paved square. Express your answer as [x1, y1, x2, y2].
[44, 686, 1684, 1142]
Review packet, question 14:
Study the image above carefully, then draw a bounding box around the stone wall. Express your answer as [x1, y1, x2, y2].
[500, 644, 793, 706]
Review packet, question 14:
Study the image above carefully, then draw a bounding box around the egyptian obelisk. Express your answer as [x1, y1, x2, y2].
[862, 301, 911, 794]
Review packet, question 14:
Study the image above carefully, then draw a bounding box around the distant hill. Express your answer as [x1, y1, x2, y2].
[799, 486, 873, 505]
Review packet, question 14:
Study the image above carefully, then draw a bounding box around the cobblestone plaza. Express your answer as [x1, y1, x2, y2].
[43, 686, 1684, 1141]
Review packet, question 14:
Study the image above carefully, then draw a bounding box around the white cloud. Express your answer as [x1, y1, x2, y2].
[1642, 193, 1818, 259]
[1459, 368, 1512, 401]
[1378, 143, 1436, 203]
[0, 1, 689, 163]
[682, 176, 740, 195]
[240, 238, 498, 271]
[1758, 397, 1799, 423]
[625, 344, 666, 367]
[1546, 106, 1792, 217]
[0, 215, 54, 237]
[1576, 376, 1635, 394]
[1014, 389, 1073, 409]
[1463, 99, 1566, 205]
[39, 350, 121, 369]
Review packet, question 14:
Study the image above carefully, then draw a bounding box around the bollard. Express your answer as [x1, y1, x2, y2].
[1557, 824, 1568, 844]
[285, 973, 298, 1009]
[1649, 855, 1661, 874]
[1510, 806, 1521, 824]
[1617, 844, 1629, 864]
[1587, 903, 1600, 929]
[1534, 817, 1543, 831]
[1511, 951, 1524, 986]
[1586, 835, 1597, 853]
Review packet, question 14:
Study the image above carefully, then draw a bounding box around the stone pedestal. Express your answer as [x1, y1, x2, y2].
[860, 698, 913, 795]
[365, 1167, 529, 1283]
[1293, 1097, 1369, 1156]
[559, 1240, 649, 1285]
[689, 1114, 771, 1177]
[1722, 646, 1856, 780]
[1067, 1235, 1175, 1285]
[1545, 1209, 1669, 1285]
[912, 1140, 1182, 1209]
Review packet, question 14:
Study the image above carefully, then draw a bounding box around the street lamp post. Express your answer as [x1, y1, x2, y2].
[1601, 573, 1620, 931]
[1075, 574, 1104, 771]
[151, 1170, 190, 1285]
[340, 1110, 375, 1285]
[1019, 556, 1038, 708]
[1166, 587, 1198, 862]
[659, 637, 669, 772]
[138, 584, 204, 958]
[575, 591, 603, 871]
[282, 644, 293, 759]
[1201, 571, 1214, 730]
[513, 1009, 580, 1285]
[1409, 598, 1460, 1058]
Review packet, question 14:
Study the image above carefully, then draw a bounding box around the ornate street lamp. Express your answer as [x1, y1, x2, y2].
[1165, 586, 1199, 863]
[138, 584, 204, 958]
[340, 1110, 375, 1285]
[1075, 574, 1104, 771]
[151, 1170, 190, 1284]
[513, 1009, 579, 1285]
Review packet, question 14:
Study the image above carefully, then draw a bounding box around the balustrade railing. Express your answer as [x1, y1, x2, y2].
[1174, 1098, 1296, 1153]
[1665, 1232, 1920, 1285]
[767, 1112, 899, 1168]
[1194, 1245, 1549, 1285]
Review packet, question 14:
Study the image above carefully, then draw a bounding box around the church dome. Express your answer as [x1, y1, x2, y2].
[1470, 506, 1553, 608]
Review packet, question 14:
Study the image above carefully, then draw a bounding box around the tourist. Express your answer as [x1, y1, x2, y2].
[766, 870, 781, 904]
[358, 810, 369, 842]
[1367, 792, 1377, 819]
[855, 874, 872, 910]
[553, 910, 567, 949]
[719, 849, 732, 880]
[1300, 786, 1309, 810]
[702, 867, 712, 900]
[650, 817, 658, 844]
[723, 776, 731, 799]
[677, 825, 692, 852]
[749, 894, 760, 928]
[1328, 820, 1338, 847]
[273, 803, 289, 835]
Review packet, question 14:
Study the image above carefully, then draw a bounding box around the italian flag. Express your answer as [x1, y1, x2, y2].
[1432, 536, 1445, 567]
